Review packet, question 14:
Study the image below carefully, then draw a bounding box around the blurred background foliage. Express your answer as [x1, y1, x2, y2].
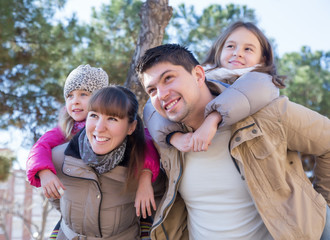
[0, 150, 16, 182]
[0, 0, 329, 147]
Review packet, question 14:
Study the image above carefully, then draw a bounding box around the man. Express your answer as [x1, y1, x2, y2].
[136, 44, 330, 240]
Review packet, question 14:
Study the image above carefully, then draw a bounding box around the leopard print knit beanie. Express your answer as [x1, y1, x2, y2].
[64, 64, 109, 98]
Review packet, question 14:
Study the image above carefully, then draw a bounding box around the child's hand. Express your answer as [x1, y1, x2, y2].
[170, 132, 193, 152]
[190, 111, 222, 152]
[38, 169, 66, 199]
[135, 169, 156, 218]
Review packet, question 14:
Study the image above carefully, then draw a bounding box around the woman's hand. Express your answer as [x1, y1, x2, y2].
[39, 169, 66, 199]
[135, 169, 156, 218]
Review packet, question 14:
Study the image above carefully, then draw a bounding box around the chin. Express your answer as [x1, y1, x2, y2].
[92, 147, 112, 155]
[167, 114, 183, 123]
[158, 110, 168, 119]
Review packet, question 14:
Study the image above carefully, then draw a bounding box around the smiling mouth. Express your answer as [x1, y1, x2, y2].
[165, 99, 179, 111]
[95, 136, 109, 142]
[72, 109, 83, 113]
[229, 60, 244, 65]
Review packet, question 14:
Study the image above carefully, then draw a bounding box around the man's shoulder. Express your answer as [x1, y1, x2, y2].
[255, 95, 289, 116]
[253, 95, 325, 125]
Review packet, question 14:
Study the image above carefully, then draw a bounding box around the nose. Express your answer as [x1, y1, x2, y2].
[157, 86, 169, 101]
[95, 118, 106, 132]
[72, 95, 80, 104]
[233, 47, 243, 57]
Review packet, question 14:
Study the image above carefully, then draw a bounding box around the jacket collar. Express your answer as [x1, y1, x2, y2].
[230, 116, 263, 162]
[62, 155, 99, 182]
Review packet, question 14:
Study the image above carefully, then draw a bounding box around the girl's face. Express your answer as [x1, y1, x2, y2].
[65, 90, 91, 122]
[220, 27, 264, 70]
[86, 111, 136, 155]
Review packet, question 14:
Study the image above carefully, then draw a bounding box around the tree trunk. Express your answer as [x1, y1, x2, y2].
[125, 0, 172, 116]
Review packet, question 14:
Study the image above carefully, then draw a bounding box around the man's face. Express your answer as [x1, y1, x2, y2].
[142, 62, 203, 125]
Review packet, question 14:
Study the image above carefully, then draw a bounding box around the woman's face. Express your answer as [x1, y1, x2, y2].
[86, 111, 136, 155]
[220, 27, 264, 69]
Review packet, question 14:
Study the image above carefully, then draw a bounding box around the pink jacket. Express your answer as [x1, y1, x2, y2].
[26, 125, 160, 187]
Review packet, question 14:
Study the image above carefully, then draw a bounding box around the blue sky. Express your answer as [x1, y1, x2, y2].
[6, 0, 330, 168]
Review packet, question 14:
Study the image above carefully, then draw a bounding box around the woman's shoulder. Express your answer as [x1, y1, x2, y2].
[53, 142, 69, 152]
[52, 143, 69, 163]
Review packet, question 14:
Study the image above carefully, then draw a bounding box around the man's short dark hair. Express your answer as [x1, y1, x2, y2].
[136, 44, 200, 85]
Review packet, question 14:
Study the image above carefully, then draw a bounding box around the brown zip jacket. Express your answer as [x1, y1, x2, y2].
[150, 96, 330, 240]
[51, 143, 140, 239]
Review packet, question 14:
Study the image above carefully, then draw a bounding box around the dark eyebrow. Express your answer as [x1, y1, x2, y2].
[145, 69, 173, 89]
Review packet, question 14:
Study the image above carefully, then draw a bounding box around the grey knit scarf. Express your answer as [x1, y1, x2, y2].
[78, 130, 127, 174]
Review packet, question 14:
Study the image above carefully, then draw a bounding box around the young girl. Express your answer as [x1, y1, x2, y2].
[49, 85, 165, 239]
[26, 64, 160, 217]
[143, 21, 285, 152]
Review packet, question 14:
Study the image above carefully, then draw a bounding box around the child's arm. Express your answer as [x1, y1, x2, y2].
[168, 132, 193, 152]
[145, 72, 279, 152]
[135, 169, 155, 218]
[134, 128, 160, 217]
[169, 112, 221, 152]
[189, 111, 221, 152]
[171, 72, 279, 152]
[26, 126, 66, 189]
[204, 72, 279, 126]
[143, 128, 160, 182]
[38, 169, 65, 199]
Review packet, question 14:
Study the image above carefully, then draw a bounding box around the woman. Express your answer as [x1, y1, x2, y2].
[50, 85, 164, 239]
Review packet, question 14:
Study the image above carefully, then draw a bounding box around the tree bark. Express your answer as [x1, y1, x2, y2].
[125, 0, 172, 116]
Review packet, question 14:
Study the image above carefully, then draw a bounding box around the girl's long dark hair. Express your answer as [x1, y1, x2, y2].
[88, 85, 145, 185]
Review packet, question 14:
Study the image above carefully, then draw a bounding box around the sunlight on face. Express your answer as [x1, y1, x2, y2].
[220, 27, 264, 70]
[86, 111, 136, 155]
[143, 62, 202, 127]
[65, 90, 91, 122]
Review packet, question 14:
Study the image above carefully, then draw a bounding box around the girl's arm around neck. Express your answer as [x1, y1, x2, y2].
[205, 71, 280, 127]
